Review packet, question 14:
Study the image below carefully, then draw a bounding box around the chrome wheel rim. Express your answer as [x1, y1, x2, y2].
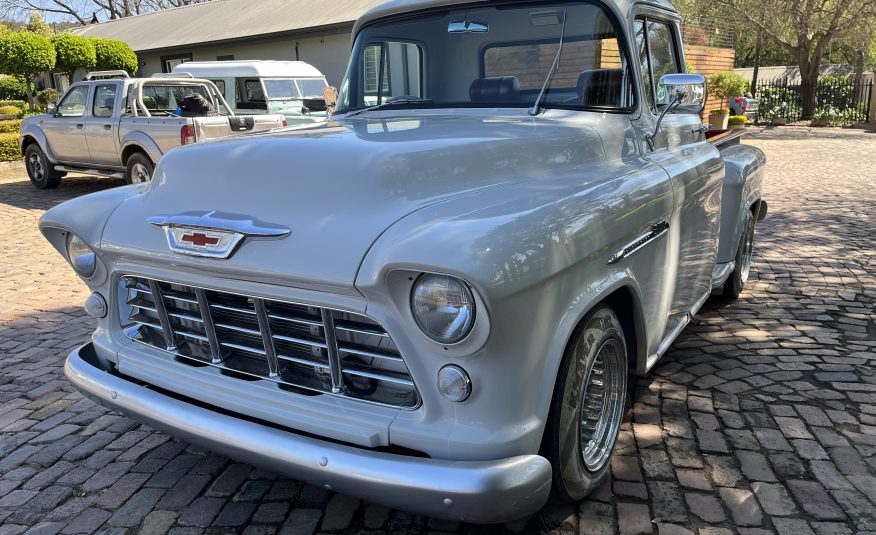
[131, 163, 150, 183]
[579, 338, 624, 471]
[739, 222, 754, 284]
[28, 153, 43, 180]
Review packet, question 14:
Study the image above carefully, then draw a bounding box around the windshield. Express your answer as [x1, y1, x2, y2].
[336, 1, 635, 114]
[261, 78, 328, 99]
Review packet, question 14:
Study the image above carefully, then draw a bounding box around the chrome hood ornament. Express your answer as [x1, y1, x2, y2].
[147, 211, 290, 259]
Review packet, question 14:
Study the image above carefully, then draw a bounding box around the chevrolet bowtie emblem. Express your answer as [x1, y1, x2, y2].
[148, 211, 290, 259]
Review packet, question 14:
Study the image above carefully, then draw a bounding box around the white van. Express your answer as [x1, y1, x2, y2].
[172, 60, 329, 125]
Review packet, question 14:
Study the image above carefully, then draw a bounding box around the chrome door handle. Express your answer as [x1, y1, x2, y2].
[692, 124, 709, 135]
[76, 124, 83, 129]
[103, 124, 112, 130]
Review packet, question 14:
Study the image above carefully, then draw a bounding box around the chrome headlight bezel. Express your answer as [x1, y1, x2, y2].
[66, 233, 97, 278]
[410, 273, 477, 345]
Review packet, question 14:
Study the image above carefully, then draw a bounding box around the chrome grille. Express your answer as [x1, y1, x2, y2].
[121, 276, 419, 409]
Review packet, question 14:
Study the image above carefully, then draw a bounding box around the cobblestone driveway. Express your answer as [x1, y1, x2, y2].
[1, 127, 875, 535]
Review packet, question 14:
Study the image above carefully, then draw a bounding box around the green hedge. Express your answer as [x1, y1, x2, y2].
[0, 99, 26, 112]
[0, 132, 20, 161]
[0, 119, 20, 133]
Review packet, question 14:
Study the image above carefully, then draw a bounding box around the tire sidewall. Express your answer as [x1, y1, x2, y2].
[25, 145, 50, 188]
[549, 306, 628, 501]
[126, 153, 154, 185]
[725, 211, 756, 299]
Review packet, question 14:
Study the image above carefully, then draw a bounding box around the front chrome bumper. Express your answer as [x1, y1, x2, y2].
[66, 343, 552, 523]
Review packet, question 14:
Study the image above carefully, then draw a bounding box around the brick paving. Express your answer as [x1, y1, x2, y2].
[0, 126, 874, 534]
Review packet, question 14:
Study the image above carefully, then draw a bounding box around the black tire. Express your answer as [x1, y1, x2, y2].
[25, 144, 62, 189]
[125, 152, 154, 185]
[543, 306, 628, 502]
[723, 211, 756, 299]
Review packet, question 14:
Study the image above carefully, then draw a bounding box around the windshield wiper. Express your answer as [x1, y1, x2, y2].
[529, 11, 567, 116]
[342, 98, 434, 118]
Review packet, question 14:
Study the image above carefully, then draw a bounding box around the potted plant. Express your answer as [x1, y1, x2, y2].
[708, 72, 749, 130]
[728, 115, 748, 130]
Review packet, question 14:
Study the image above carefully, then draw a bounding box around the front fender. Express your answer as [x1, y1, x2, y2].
[120, 131, 163, 165]
[20, 120, 57, 163]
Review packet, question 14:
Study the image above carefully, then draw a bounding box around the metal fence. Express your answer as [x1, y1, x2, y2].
[755, 78, 873, 123]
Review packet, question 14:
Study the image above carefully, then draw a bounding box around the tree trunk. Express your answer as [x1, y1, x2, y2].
[799, 59, 820, 119]
[25, 79, 35, 112]
[751, 30, 763, 95]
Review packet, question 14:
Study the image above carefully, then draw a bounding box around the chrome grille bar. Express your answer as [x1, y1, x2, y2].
[147, 279, 177, 351]
[195, 288, 222, 364]
[321, 309, 343, 393]
[121, 275, 419, 409]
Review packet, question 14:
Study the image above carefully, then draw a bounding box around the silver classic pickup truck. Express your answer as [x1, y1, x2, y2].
[41, 0, 766, 523]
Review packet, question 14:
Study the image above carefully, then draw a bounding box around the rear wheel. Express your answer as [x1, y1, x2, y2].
[723, 211, 756, 299]
[125, 152, 154, 185]
[25, 144, 62, 189]
[544, 306, 628, 501]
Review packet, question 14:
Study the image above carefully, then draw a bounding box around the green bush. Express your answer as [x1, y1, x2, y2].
[728, 115, 748, 125]
[36, 88, 60, 110]
[92, 37, 137, 76]
[0, 99, 27, 112]
[0, 31, 56, 111]
[0, 119, 20, 133]
[52, 33, 96, 83]
[708, 72, 749, 110]
[0, 77, 27, 100]
[0, 104, 20, 116]
[0, 132, 20, 161]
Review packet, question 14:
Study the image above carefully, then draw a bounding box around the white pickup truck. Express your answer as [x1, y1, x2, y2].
[20, 72, 285, 188]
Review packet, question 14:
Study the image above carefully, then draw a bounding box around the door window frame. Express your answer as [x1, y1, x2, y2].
[91, 83, 117, 118]
[634, 15, 682, 113]
[56, 84, 91, 118]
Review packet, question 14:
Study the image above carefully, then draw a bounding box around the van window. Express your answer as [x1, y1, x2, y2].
[236, 78, 267, 110]
[297, 79, 326, 97]
[263, 79, 300, 99]
[210, 79, 226, 96]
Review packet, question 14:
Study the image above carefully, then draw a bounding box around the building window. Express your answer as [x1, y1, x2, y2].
[161, 53, 193, 73]
[217, 55, 234, 61]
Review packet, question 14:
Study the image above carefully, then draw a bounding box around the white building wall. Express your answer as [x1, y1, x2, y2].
[136, 32, 353, 86]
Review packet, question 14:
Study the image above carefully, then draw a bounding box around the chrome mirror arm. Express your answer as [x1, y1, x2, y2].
[645, 92, 683, 151]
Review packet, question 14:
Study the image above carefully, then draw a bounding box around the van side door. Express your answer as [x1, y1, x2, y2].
[631, 15, 724, 339]
[84, 81, 122, 166]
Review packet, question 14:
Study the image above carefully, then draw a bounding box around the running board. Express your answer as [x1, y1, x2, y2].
[54, 165, 125, 180]
[643, 288, 711, 372]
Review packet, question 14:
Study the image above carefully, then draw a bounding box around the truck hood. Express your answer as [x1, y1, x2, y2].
[102, 112, 607, 293]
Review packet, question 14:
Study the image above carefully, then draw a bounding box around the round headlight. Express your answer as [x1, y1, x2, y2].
[411, 274, 476, 344]
[66, 234, 96, 278]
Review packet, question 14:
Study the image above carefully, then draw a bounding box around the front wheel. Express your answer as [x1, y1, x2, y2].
[723, 211, 756, 299]
[543, 306, 628, 502]
[125, 152, 154, 185]
[25, 144, 62, 189]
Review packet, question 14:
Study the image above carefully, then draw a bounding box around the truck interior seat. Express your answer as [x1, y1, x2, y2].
[470, 76, 521, 103]
[576, 69, 624, 107]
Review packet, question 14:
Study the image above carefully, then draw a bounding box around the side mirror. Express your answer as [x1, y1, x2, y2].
[47, 103, 57, 116]
[658, 73, 706, 115]
[645, 73, 707, 151]
[323, 86, 338, 117]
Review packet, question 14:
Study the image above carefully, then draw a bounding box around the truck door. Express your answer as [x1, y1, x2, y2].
[41, 84, 91, 164]
[631, 16, 724, 339]
[84, 82, 122, 166]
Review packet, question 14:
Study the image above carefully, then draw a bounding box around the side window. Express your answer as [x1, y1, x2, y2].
[210, 80, 226, 96]
[635, 18, 681, 111]
[244, 80, 264, 102]
[362, 41, 423, 105]
[92, 84, 116, 118]
[647, 21, 680, 106]
[57, 86, 89, 117]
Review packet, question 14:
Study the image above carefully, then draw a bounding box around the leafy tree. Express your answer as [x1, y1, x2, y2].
[0, 30, 55, 111]
[0, 0, 212, 25]
[25, 11, 52, 36]
[52, 33, 96, 83]
[725, 0, 876, 118]
[708, 71, 749, 111]
[92, 37, 137, 76]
